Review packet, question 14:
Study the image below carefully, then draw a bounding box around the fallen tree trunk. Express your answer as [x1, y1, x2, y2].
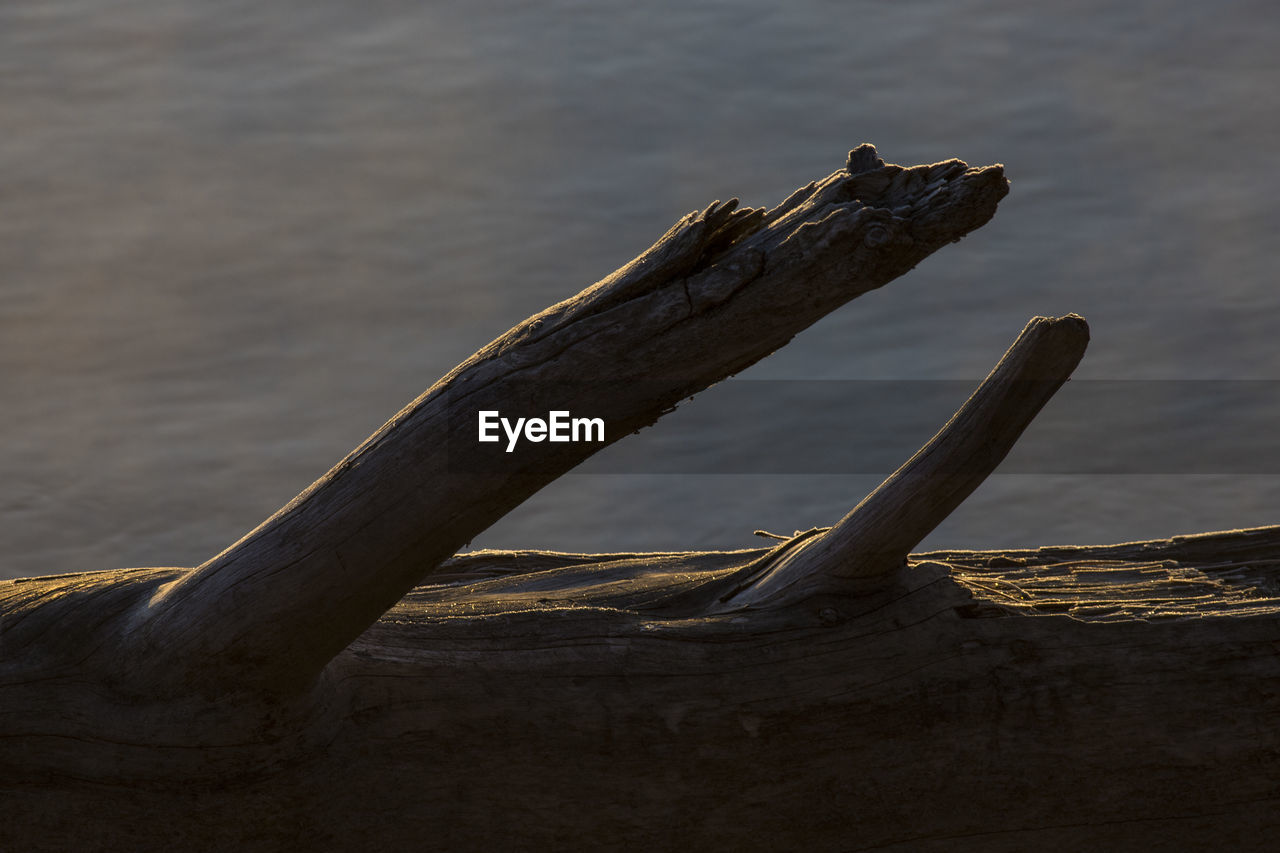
[4, 146, 1278, 851]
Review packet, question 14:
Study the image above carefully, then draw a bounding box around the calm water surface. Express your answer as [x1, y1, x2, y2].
[3, 1, 1278, 579]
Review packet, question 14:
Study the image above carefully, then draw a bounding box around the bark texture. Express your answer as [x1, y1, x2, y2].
[4, 146, 1275, 851]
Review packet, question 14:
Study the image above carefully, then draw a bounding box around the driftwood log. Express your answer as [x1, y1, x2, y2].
[5, 146, 1278, 851]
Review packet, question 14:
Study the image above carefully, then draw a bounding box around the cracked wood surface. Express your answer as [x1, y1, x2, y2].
[368, 524, 1280, 633]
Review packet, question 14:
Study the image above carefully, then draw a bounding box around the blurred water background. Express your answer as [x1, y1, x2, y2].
[3, 0, 1279, 579]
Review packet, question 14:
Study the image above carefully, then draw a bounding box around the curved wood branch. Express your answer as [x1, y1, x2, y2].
[128, 145, 1009, 692]
[717, 313, 1089, 609]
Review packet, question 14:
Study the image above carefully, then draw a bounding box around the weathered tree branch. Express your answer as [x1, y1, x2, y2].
[133, 144, 1009, 693]
[716, 313, 1089, 610]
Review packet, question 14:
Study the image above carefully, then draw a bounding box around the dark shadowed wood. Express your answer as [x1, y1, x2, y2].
[8, 526, 1280, 851]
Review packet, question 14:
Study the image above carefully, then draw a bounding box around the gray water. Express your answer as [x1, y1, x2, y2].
[4, 0, 1279, 580]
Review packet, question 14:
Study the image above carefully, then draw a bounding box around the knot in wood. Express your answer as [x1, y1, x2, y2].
[863, 225, 892, 248]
